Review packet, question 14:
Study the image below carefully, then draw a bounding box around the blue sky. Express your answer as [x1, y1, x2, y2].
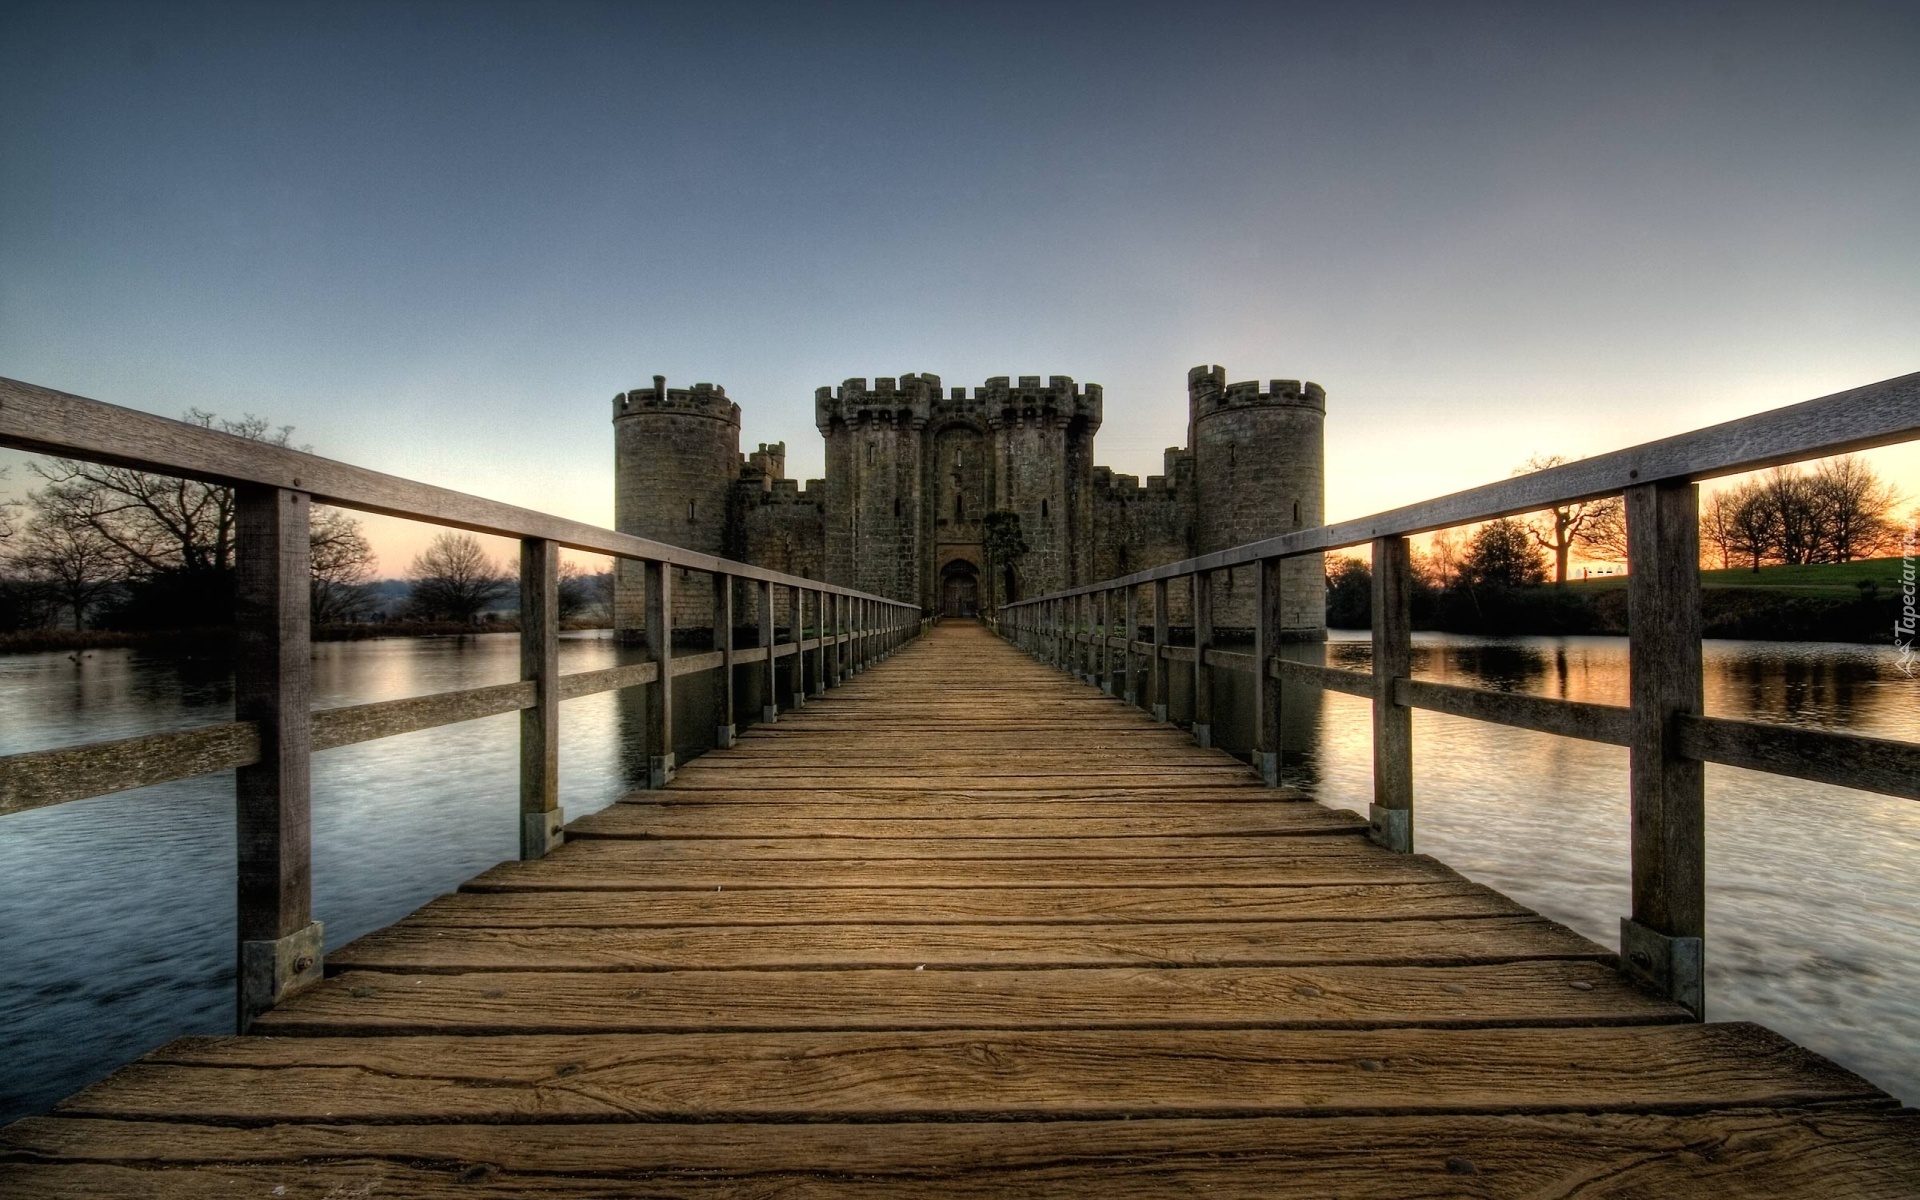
[3, 0, 1916, 572]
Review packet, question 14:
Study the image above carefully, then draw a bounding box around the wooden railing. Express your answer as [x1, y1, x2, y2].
[0, 377, 926, 1028]
[993, 369, 1920, 1019]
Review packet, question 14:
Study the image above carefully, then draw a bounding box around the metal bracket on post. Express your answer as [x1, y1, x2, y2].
[1256, 751, 1278, 788]
[240, 920, 323, 1032]
[1368, 804, 1411, 854]
[521, 807, 565, 857]
[1621, 917, 1704, 1019]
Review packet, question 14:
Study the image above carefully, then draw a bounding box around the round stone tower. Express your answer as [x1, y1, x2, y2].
[611, 375, 741, 634]
[1188, 365, 1326, 638]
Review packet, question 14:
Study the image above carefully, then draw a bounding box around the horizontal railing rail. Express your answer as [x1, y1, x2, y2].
[0, 376, 927, 1028]
[993, 369, 1920, 1020]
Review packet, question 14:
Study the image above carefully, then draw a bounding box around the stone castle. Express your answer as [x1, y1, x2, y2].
[612, 367, 1325, 638]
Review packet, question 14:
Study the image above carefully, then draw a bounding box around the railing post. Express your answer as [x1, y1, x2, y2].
[761, 579, 779, 721]
[828, 593, 842, 687]
[1079, 593, 1093, 684]
[715, 572, 736, 748]
[1370, 536, 1413, 852]
[1151, 578, 1169, 722]
[233, 484, 321, 1031]
[644, 559, 675, 787]
[518, 537, 562, 858]
[1254, 555, 1284, 786]
[1623, 481, 1707, 1019]
[788, 584, 806, 709]
[811, 589, 827, 697]
[1123, 584, 1140, 706]
[1101, 589, 1116, 694]
[1192, 570, 1214, 747]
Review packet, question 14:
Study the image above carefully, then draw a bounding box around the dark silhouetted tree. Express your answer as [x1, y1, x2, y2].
[406, 532, 508, 623]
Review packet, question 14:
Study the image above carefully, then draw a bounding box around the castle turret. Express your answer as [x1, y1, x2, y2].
[984, 375, 1103, 601]
[612, 376, 741, 633]
[815, 374, 937, 603]
[1189, 367, 1326, 637]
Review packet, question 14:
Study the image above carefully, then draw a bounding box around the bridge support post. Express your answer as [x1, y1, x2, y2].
[1152, 578, 1169, 722]
[788, 584, 806, 709]
[519, 537, 563, 858]
[1192, 571, 1214, 747]
[761, 580, 778, 722]
[233, 485, 322, 1032]
[1624, 481, 1707, 1020]
[1254, 555, 1283, 786]
[1101, 589, 1117, 694]
[715, 573, 736, 747]
[811, 589, 827, 697]
[1123, 584, 1140, 706]
[644, 559, 675, 787]
[1370, 536, 1413, 852]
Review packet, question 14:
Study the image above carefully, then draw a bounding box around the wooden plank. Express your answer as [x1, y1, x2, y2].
[325, 915, 1607, 973]
[503, 833, 1379, 862]
[463, 854, 1455, 891]
[1399, 678, 1632, 746]
[568, 804, 1359, 839]
[608, 786, 1315, 804]
[402, 882, 1533, 927]
[248, 959, 1684, 1035]
[8, 1109, 1918, 1198]
[1678, 714, 1920, 801]
[0, 723, 259, 816]
[58, 1024, 1875, 1125]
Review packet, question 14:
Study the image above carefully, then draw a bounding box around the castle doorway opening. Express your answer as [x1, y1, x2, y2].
[940, 560, 980, 618]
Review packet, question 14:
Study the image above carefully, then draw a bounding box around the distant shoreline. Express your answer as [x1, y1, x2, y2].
[0, 619, 611, 656]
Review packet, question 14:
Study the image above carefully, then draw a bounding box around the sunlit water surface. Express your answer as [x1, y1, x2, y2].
[1, 628, 1916, 1121]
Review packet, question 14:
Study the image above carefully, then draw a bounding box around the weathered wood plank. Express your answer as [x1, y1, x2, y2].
[0, 723, 259, 816]
[56, 1024, 1870, 1124]
[569, 804, 1358, 839]
[508, 833, 1375, 862]
[248, 959, 1683, 1035]
[1678, 713, 1920, 801]
[326, 915, 1606, 973]
[8, 1109, 1918, 1199]
[404, 881, 1533, 926]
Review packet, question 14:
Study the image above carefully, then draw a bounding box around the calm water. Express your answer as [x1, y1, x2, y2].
[1, 629, 1916, 1121]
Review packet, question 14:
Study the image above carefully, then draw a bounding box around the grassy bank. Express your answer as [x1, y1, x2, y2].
[1334, 556, 1911, 644]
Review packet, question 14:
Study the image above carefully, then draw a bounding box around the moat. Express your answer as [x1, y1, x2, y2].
[1, 627, 1915, 1123]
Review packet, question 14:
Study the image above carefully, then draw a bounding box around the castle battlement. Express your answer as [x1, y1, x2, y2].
[814, 373, 939, 431]
[978, 374, 1103, 430]
[613, 375, 742, 426]
[1187, 365, 1324, 419]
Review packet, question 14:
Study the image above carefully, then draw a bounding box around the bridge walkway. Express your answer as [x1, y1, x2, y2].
[3, 621, 1916, 1196]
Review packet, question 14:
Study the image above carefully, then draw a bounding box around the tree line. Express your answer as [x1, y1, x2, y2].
[0, 411, 610, 636]
[1326, 452, 1908, 628]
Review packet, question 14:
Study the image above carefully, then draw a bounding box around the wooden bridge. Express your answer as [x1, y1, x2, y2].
[3, 373, 1920, 1195]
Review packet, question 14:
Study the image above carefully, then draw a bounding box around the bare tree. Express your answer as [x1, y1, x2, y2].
[30, 411, 296, 578]
[1700, 488, 1740, 569]
[1421, 527, 1465, 590]
[1808, 455, 1900, 562]
[407, 532, 507, 623]
[12, 508, 120, 629]
[0, 466, 17, 544]
[556, 559, 592, 622]
[1514, 455, 1624, 583]
[310, 506, 378, 624]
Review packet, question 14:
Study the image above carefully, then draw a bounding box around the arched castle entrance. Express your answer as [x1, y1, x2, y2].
[940, 559, 980, 618]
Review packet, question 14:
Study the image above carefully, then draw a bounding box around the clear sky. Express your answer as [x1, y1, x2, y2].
[3, 0, 1916, 575]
